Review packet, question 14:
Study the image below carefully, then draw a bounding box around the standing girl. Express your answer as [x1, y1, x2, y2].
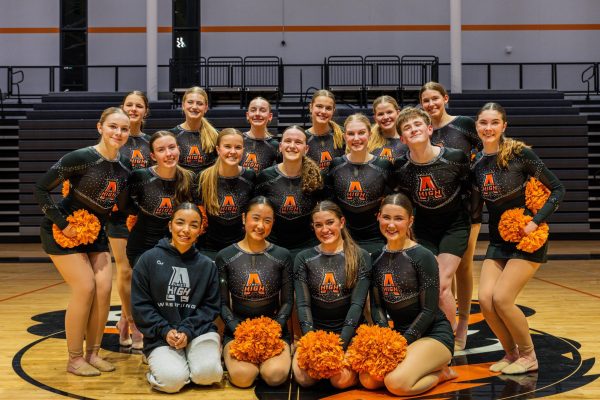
[362, 193, 456, 396]
[393, 107, 471, 332]
[472, 103, 564, 374]
[420, 81, 483, 350]
[131, 203, 223, 393]
[368, 95, 406, 163]
[255, 125, 324, 257]
[197, 128, 255, 259]
[170, 86, 219, 175]
[305, 90, 345, 172]
[327, 113, 392, 253]
[107, 91, 152, 349]
[217, 196, 293, 388]
[35, 108, 131, 376]
[126, 131, 194, 269]
[293, 201, 371, 389]
[241, 97, 279, 173]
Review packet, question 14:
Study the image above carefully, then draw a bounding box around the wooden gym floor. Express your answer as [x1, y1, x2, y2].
[1, 241, 599, 399]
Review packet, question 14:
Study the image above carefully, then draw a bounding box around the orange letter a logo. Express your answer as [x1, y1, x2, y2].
[484, 173, 495, 187]
[222, 195, 235, 207]
[383, 273, 400, 296]
[320, 272, 340, 294]
[244, 273, 265, 295]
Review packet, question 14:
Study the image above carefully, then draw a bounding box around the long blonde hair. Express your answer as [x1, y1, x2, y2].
[476, 102, 529, 168]
[312, 201, 362, 288]
[198, 128, 244, 215]
[182, 86, 219, 154]
[149, 131, 194, 205]
[310, 89, 344, 150]
[368, 95, 400, 152]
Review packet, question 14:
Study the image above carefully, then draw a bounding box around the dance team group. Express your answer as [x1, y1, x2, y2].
[34, 82, 565, 396]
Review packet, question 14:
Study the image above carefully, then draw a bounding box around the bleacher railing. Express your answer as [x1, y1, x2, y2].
[1, 60, 598, 100]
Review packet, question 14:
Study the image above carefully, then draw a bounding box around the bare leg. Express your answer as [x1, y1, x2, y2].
[384, 337, 455, 396]
[50, 253, 99, 376]
[291, 348, 317, 387]
[223, 341, 260, 388]
[108, 237, 133, 346]
[492, 259, 540, 374]
[437, 253, 462, 330]
[455, 224, 480, 350]
[259, 343, 292, 386]
[478, 259, 520, 371]
[84, 252, 115, 371]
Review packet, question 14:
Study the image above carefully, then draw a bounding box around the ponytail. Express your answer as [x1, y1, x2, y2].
[173, 165, 194, 205]
[300, 155, 323, 193]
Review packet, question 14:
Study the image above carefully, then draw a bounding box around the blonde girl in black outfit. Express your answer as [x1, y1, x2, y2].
[170, 86, 219, 175]
[368, 95, 406, 162]
[305, 90, 345, 172]
[35, 108, 131, 376]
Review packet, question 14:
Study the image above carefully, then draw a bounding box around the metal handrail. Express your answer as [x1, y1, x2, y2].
[0, 88, 4, 119]
[581, 63, 598, 101]
[2, 60, 600, 99]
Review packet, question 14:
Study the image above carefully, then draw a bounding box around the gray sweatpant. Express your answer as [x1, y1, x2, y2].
[146, 331, 223, 393]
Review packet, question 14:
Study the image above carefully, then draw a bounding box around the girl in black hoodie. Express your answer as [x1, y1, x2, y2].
[132, 202, 222, 393]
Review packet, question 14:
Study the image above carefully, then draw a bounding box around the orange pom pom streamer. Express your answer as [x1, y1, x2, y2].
[126, 215, 138, 232]
[346, 325, 407, 380]
[229, 316, 285, 364]
[517, 222, 549, 253]
[197, 205, 209, 235]
[525, 178, 550, 214]
[61, 180, 70, 198]
[296, 330, 345, 380]
[498, 208, 532, 243]
[52, 209, 101, 248]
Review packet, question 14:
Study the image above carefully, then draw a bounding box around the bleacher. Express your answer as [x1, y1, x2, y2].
[12, 89, 590, 238]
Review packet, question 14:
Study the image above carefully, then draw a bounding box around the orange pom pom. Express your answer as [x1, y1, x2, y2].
[112, 204, 119, 212]
[346, 325, 407, 380]
[126, 215, 137, 232]
[517, 222, 549, 253]
[52, 209, 101, 248]
[296, 330, 345, 380]
[197, 205, 209, 235]
[525, 178, 550, 214]
[498, 208, 532, 243]
[229, 316, 285, 364]
[61, 180, 70, 198]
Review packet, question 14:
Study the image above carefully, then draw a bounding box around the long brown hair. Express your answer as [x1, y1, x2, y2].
[369, 95, 400, 152]
[311, 200, 362, 288]
[182, 86, 219, 154]
[198, 128, 244, 215]
[282, 125, 323, 193]
[149, 131, 194, 205]
[476, 102, 529, 168]
[379, 193, 415, 241]
[310, 89, 344, 150]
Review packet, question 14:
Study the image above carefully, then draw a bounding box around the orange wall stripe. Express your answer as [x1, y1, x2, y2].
[201, 25, 450, 32]
[0, 27, 59, 34]
[463, 23, 600, 31]
[88, 26, 146, 33]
